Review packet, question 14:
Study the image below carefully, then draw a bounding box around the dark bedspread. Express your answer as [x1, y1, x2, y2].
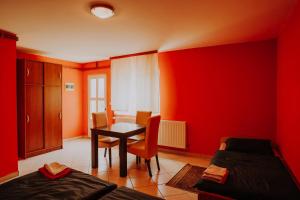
[0, 170, 117, 200]
[99, 186, 164, 200]
[195, 150, 300, 200]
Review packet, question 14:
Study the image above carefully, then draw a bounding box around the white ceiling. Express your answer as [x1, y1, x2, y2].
[0, 0, 297, 63]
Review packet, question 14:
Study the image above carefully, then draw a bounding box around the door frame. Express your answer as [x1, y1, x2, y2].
[87, 74, 107, 136]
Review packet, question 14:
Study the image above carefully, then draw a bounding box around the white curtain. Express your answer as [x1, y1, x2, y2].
[111, 53, 160, 115]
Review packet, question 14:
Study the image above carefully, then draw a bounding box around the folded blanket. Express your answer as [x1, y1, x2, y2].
[202, 172, 228, 184]
[44, 162, 68, 175]
[202, 164, 229, 184]
[39, 167, 72, 179]
[204, 164, 228, 177]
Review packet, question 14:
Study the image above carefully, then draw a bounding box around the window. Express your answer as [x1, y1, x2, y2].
[111, 53, 160, 115]
[88, 75, 106, 119]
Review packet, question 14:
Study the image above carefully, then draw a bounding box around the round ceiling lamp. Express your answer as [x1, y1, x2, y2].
[91, 4, 114, 19]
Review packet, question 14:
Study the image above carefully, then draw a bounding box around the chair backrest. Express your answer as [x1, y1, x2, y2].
[92, 112, 108, 128]
[144, 115, 161, 158]
[136, 111, 152, 126]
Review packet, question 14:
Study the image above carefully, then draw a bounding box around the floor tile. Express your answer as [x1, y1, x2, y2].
[130, 176, 156, 187]
[108, 176, 133, 188]
[158, 185, 187, 197]
[152, 173, 172, 185]
[134, 185, 163, 198]
[91, 169, 109, 181]
[128, 168, 150, 178]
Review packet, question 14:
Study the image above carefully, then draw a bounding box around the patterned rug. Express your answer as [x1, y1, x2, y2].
[166, 164, 206, 193]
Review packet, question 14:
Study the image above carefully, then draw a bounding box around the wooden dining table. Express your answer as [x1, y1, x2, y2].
[91, 122, 146, 177]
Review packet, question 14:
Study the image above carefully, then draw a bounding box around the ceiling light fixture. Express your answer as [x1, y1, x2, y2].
[91, 4, 115, 19]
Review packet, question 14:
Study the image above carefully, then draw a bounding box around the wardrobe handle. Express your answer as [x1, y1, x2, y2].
[59, 72, 62, 80]
[59, 112, 62, 120]
[26, 114, 30, 123]
[26, 68, 30, 77]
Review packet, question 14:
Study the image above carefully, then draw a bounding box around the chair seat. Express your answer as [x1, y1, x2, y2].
[127, 139, 138, 145]
[127, 141, 149, 159]
[128, 133, 145, 141]
[98, 137, 119, 148]
[99, 137, 118, 143]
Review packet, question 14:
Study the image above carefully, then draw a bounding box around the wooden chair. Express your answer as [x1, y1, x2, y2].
[127, 115, 161, 177]
[128, 111, 152, 142]
[92, 112, 119, 168]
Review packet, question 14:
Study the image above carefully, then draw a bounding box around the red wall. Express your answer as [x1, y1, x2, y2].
[159, 40, 277, 155]
[0, 37, 18, 178]
[62, 67, 83, 139]
[277, 1, 300, 182]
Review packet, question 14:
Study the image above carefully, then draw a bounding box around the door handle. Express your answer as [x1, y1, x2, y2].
[26, 68, 30, 77]
[59, 112, 62, 120]
[26, 114, 30, 123]
[59, 72, 62, 80]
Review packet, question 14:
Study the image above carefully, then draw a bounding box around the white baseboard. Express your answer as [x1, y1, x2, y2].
[0, 171, 19, 183]
[158, 147, 212, 160]
[63, 136, 84, 142]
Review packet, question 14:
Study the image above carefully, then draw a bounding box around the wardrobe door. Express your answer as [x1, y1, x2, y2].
[44, 63, 62, 86]
[44, 86, 62, 149]
[25, 60, 43, 85]
[25, 85, 44, 152]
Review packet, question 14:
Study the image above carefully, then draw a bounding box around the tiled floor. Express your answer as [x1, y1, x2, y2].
[18, 138, 211, 199]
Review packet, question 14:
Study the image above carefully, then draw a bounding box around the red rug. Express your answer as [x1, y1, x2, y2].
[166, 164, 206, 193]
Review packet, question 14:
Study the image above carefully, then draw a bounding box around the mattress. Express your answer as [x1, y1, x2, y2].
[195, 150, 300, 200]
[0, 170, 117, 200]
[99, 186, 164, 200]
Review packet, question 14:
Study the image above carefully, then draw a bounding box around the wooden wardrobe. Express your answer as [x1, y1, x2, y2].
[17, 59, 62, 158]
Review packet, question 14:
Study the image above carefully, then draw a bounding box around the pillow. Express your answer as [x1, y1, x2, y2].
[219, 142, 226, 150]
[225, 138, 274, 155]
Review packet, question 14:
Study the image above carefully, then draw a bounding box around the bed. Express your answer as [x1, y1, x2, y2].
[195, 138, 300, 200]
[99, 186, 163, 200]
[0, 170, 116, 200]
[0, 169, 162, 200]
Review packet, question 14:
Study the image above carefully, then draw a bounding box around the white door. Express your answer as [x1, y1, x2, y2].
[88, 75, 106, 136]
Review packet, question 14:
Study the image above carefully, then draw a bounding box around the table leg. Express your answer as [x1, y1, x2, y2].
[91, 132, 98, 168]
[119, 137, 127, 177]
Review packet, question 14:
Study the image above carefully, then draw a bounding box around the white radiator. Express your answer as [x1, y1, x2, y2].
[158, 120, 186, 149]
[115, 116, 187, 149]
